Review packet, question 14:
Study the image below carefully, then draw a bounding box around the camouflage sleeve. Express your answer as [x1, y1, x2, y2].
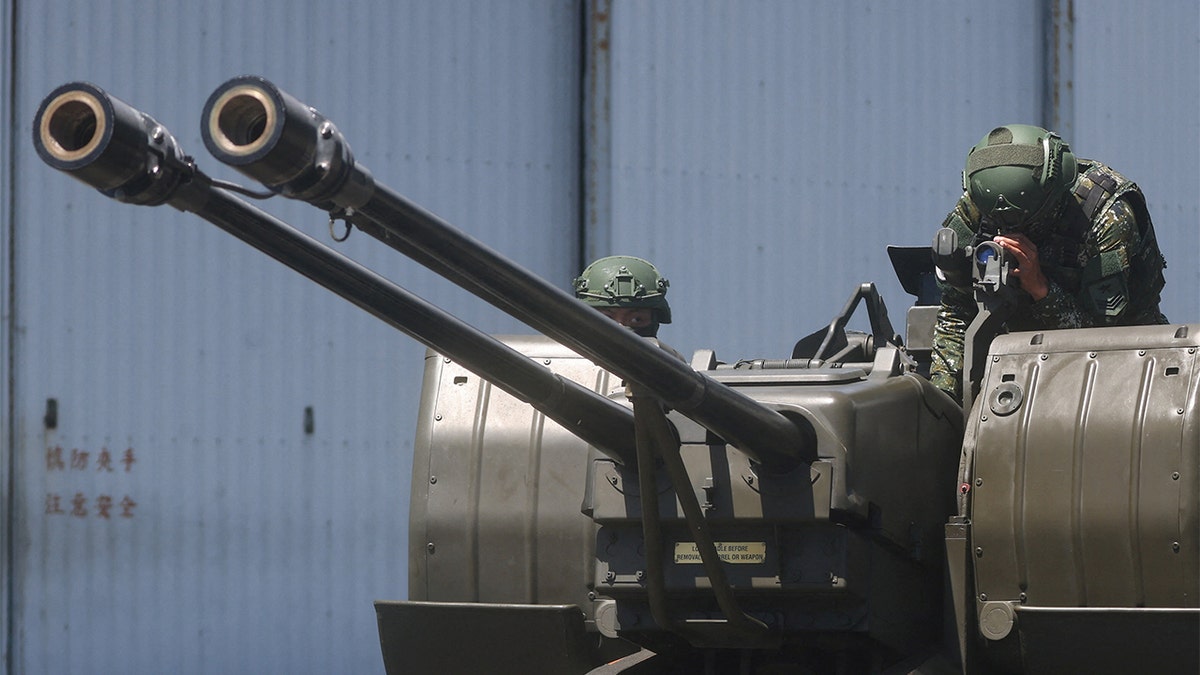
[1018, 279, 1095, 328]
[928, 199, 978, 404]
[929, 278, 974, 404]
[1077, 198, 1139, 324]
[1021, 199, 1142, 328]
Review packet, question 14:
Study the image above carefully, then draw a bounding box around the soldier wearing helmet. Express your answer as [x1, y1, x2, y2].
[930, 124, 1168, 403]
[573, 255, 672, 338]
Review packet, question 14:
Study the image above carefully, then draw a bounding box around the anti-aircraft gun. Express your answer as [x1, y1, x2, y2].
[33, 78, 1198, 674]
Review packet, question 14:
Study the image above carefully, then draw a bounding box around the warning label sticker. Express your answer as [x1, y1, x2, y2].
[673, 542, 766, 564]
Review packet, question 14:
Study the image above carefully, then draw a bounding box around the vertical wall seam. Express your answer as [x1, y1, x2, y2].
[1043, 0, 1075, 137]
[2, 0, 18, 671]
[581, 0, 612, 268]
[576, 0, 588, 273]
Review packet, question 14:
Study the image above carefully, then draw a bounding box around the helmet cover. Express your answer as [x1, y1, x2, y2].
[573, 255, 671, 324]
[963, 124, 1077, 236]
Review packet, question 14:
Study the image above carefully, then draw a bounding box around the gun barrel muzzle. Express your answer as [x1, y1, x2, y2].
[33, 82, 189, 205]
[202, 76, 373, 209]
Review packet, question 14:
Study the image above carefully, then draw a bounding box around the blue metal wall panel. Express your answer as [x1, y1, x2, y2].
[10, 0, 581, 672]
[1069, 1, 1199, 324]
[594, 0, 1197, 361]
[0, 0, 14, 664]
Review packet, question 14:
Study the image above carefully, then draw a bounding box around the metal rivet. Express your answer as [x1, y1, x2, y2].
[429, 476, 437, 484]
[1173, 472, 1181, 480]
[1088, 352, 1097, 358]
[1172, 542, 1180, 553]
[975, 547, 984, 558]
[544, 359, 552, 365]
[1138, 350, 1146, 356]
[992, 356, 999, 362]
[976, 478, 984, 487]
[980, 415, 988, 422]
[1040, 354, 1048, 360]
[605, 571, 616, 583]
[434, 414, 442, 421]
[1179, 409, 1186, 415]
[635, 570, 645, 582]
[426, 542, 436, 554]
[979, 593, 988, 601]
[1019, 593, 1027, 603]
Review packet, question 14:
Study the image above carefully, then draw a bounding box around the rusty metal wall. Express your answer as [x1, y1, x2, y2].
[5, 1, 582, 673]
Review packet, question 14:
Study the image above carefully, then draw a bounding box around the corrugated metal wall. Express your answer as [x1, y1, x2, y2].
[0, 0, 13, 661]
[1070, 1, 1199, 324]
[591, 0, 1198, 361]
[592, 0, 1039, 359]
[3, 1, 1196, 673]
[5, 1, 582, 673]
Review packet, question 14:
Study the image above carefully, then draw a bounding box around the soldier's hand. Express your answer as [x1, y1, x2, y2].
[994, 234, 1049, 301]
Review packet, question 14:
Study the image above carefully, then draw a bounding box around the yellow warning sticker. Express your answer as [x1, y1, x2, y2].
[673, 542, 766, 564]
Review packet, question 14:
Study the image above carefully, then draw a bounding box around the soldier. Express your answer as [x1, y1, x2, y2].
[931, 124, 1168, 403]
[573, 255, 672, 338]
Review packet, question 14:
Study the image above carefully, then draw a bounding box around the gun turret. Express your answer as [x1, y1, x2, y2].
[199, 76, 817, 472]
[32, 82, 638, 465]
[33, 79, 1198, 675]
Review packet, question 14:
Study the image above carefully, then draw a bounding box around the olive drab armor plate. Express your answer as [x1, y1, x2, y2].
[410, 334, 965, 657]
[409, 336, 621, 613]
[966, 323, 1199, 672]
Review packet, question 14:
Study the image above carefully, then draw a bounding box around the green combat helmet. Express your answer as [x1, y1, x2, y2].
[573, 255, 671, 337]
[963, 124, 1077, 238]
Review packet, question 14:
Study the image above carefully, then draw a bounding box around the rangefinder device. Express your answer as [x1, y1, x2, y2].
[971, 239, 1013, 294]
[931, 227, 1016, 297]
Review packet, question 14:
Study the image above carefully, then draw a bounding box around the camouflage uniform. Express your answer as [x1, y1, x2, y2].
[930, 160, 1169, 403]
